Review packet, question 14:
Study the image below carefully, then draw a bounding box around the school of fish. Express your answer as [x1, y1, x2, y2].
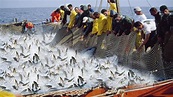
[0, 26, 156, 95]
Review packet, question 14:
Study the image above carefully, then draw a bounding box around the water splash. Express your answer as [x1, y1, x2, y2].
[0, 28, 156, 95]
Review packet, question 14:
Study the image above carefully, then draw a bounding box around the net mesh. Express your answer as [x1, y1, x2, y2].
[51, 27, 166, 79]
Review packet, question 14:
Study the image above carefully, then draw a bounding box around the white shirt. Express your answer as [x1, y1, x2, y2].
[142, 19, 156, 32]
[142, 23, 151, 35]
[134, 14, 147, 22]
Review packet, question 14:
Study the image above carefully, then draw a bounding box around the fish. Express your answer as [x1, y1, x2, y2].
[0, 48, 6, 52]
[128, 70, 135, 78]
[23, 54, 30, 58]
[0, 86, 6, 90]
[68, 77, 75, 82]
[58, 83, 64, 87]
[28, 45, 31, 51]
[52, 54, 56, 60]
[119, 71, 125, 76]
[37, 74, 39, 81]
[62, 70, 67, 78]
[70, 56, 77, 64]
[45, 84, 52, 88]
[1, 57, 7, 61]
[110, 70, 115, 78]
[20, 45, 24, 53]
[13, 39, 17, 44]
[67, 85, 73, 89]
[19, 73, 23, 81]
[38, 46, 41, 53]
[13, 57, 19, 62]
[108, 76, 114, 80]
[19, 81, 29, 86]
[12, 85, 18, 90]
[16, 51, 20, 59]
[14, 79, 19, 87]
[60, 77, 64, 84]
[61, 57, 68, 61]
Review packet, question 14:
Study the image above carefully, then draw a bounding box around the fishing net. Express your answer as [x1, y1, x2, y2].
[49, 25, 165, 79]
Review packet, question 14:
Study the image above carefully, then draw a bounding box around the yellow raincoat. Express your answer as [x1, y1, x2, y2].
[106, 12, 112, 32]
[0, 90, 15, 97]
[68, 10, 77, 29]
[97, 14, 107, 36]
[60, 9, 64, 20]
[109, 3, 117, 12]
[91, 19, 98, 34]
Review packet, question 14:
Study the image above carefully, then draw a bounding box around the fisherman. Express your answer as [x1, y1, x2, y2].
[87, 4, 94, 13]
[133, 6, 147, 22]
[74, 7, 83, 27]
[91, 12, 107, 36]
[21, 20, 35, 33]
[66, 4, 77, 32]
[159, 5, 172, 47]
[101, 9, 115, 35]
[80, 17, 93, 41]
[60, 5, 71, 25]
[149, 7, 162, 46]
[90, 14, 98, 37]
[107, 0, 117, 13]
[59, 7, 65, 20]
[77, 5, 90, 28]
[134, 21, 157, 52]
[113, 13, 133, 36]
[50, 8, 61, 22]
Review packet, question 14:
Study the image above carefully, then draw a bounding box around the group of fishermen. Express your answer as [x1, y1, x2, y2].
[50, 1, 172, 52]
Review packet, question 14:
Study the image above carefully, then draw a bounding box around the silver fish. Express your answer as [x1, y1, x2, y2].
[0, 85, 6, 89]
[58, 83, 64, 87]
[12, 85, 18, 90]
[1, 57, 7, 61]
[45, 84, 52, 88]
[20, 45, 24, 53]
[38, 46, 41, 53]
[13, 57, 19, 62]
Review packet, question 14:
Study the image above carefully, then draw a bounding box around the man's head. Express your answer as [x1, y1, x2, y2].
[134, 21, 143, 30]
[67, 4, 73, 10]
[134, 7, 142, 15]
[93, 12, 100, 18]
[74, 7, 80, 13]
[107, 0, 115, 3]
[55, 8, 60, 13]
[88, 4, 91, 9]
[160, 5, 168, 13]
[114, 13, 122, 22]
[101, 9, 108, 16]
[60, 5, 65, 10]
[160, 5, 170, 15]
[149, 7, 158, 16]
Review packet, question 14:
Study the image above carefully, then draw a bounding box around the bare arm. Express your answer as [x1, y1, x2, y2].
[137, 33, 150, 51]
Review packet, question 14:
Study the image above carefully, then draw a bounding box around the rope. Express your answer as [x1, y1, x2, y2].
[97, 0, 103, 12]
[94, 0, 98, 11]
[127, 0, 134, 16]
[146, 0, 152, 7]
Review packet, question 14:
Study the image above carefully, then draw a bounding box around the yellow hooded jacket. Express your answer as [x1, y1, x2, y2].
[109, 3, 117, 13]
[0, 90, 15, 97]
[91, 19, 98, 34]
[97, 14, 107, 36]
[106, 12, 112, 32]
[68, 10, 77, 29]
[60, 9, 64, 20]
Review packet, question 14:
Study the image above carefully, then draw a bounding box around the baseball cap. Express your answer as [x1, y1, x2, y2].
[134, 6, 142, 12]
[83, 17, 89, 23]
